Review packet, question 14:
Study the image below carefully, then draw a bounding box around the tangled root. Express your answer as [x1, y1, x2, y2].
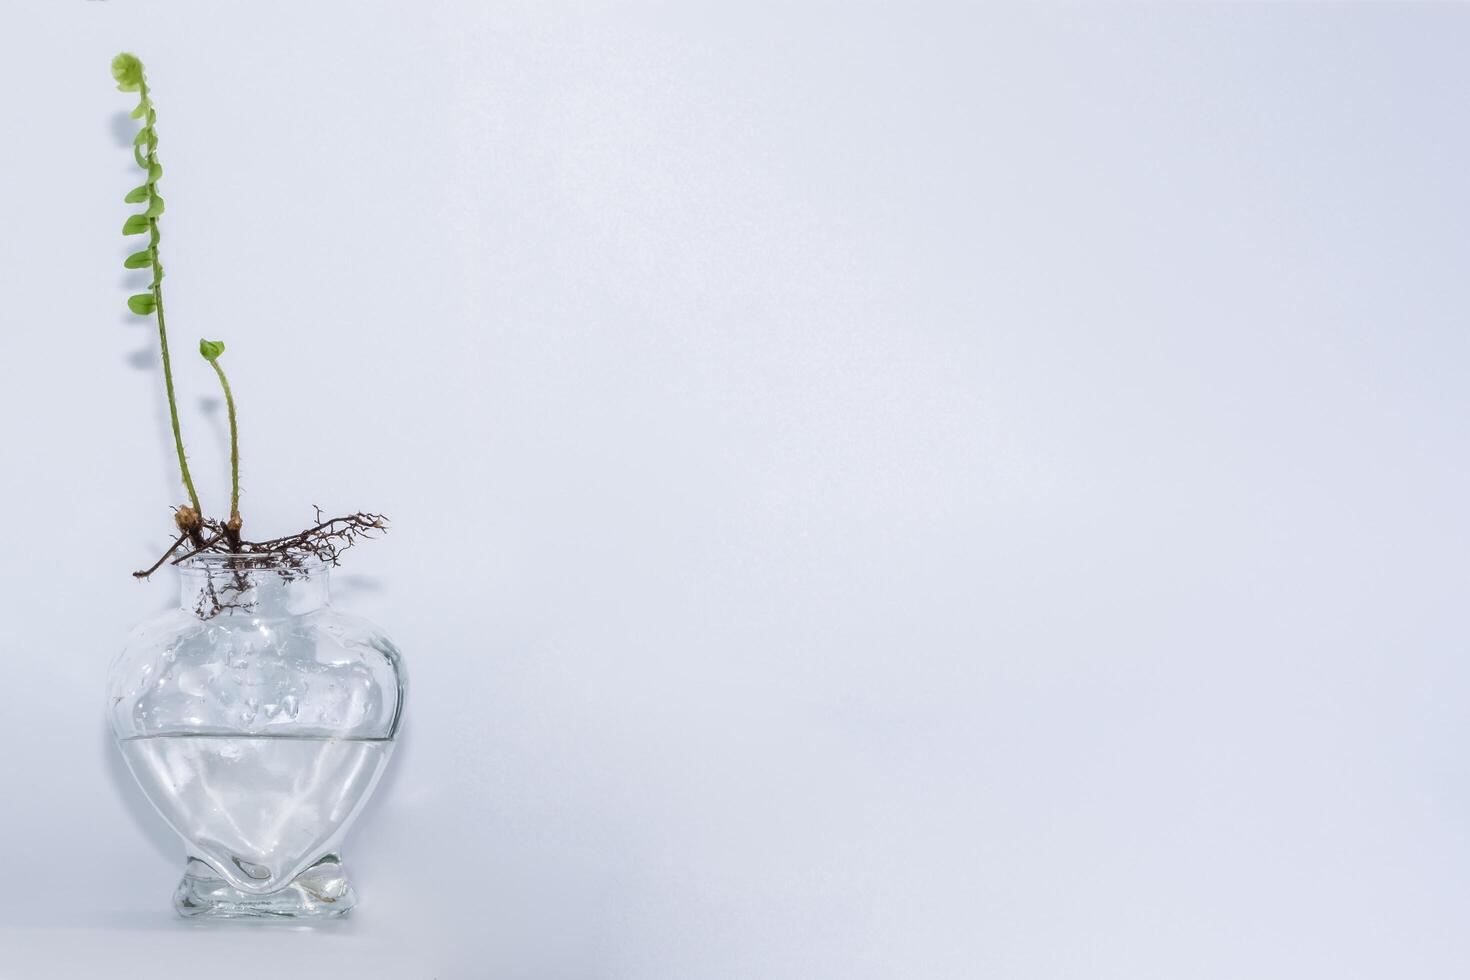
[133, 507, 389, 579]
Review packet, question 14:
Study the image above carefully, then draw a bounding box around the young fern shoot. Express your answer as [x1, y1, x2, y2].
[113, 53, 204, 545]
[199, 340, 243, 550]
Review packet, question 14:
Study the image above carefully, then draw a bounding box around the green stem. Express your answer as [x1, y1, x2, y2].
[207, 357, 240, 521]
[153, 279, 200, 515]
[140, 77, 201, 517]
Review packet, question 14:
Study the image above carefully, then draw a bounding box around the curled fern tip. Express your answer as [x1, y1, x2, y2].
[111, 53, 144, 92]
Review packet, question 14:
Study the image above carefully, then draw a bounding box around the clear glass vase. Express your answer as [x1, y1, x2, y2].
[107, 555, 407, 919]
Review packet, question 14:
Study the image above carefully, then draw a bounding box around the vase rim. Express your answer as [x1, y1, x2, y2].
[176, 552, 333, 573]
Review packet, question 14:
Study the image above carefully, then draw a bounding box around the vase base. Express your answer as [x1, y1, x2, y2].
[174, 854, 357, 919]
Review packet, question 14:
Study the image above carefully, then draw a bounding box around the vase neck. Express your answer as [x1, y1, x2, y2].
[176, 561, 330, 618]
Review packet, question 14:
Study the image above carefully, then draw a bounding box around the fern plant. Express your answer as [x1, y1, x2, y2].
[113, 53, 385, 579]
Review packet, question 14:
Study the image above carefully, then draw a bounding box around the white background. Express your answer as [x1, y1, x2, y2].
[2, 2, 1469, 977]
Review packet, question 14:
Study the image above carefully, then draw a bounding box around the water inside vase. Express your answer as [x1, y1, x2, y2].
[119, 733, 392, 894]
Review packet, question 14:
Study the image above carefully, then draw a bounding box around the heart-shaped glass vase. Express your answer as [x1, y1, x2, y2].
[107, 554, 406, 919]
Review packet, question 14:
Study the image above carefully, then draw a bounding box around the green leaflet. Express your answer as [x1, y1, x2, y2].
[145, 194, 165, 218]
[199, 339, 225, 361]
[122, 214, 151, 235]
[124, 249, 153, 269]
[124, 185, 150, 204]
[148, 162, 162, 181]
[133, 127, 152, 146]
[133, 144, 148, 169]
[130, 98, 150, 120]
[127, 293, 157, 315]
